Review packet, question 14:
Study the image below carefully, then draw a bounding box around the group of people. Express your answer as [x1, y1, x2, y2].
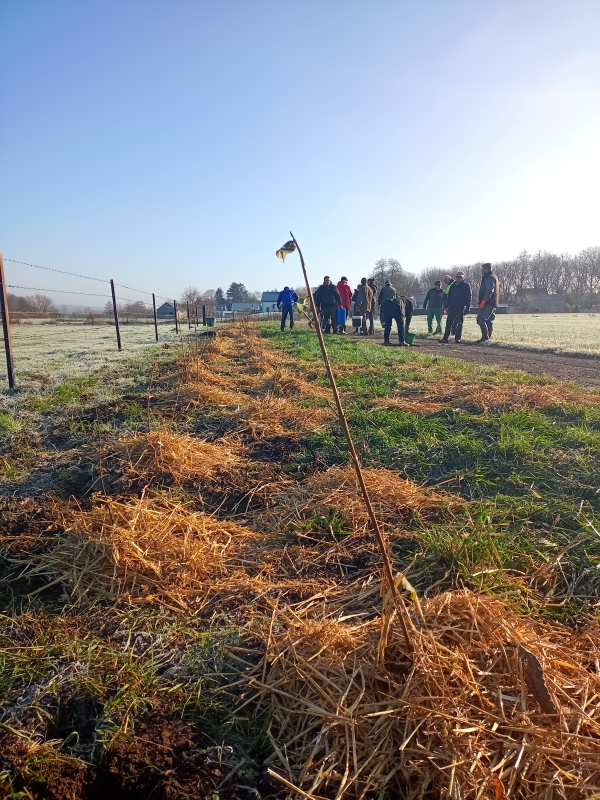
[425, 262, 499, 344]
[276, 262, 499, 346]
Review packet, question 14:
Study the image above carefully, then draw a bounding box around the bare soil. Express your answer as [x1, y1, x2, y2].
[0, 717, 255, 800]
[386, 338, 600, 388]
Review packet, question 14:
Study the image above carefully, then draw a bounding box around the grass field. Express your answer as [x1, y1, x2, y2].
[1, 321, 599, 799]
[408, 311, 600, 353]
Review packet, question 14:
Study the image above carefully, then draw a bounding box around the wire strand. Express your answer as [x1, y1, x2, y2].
[7, 284, 152, 306]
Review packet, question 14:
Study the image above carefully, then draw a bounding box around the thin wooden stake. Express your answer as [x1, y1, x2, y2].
[289, 231, 413, 648]
[173, 300, 179, 334]
[152, 293, 159, 342]
[202, 304, 206, 326]
[110, 279, 122, 351]
[0, 253, 15, 389]
[187, 300, 191, 329]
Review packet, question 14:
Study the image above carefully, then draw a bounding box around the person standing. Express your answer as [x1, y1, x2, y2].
[313, 276, 342, 334]
[336, 276, 353, 333]
[476, 262, 499, 344]
[381, 295, 414, 346]
[423, 280, 444, 334]
[352, 278, 374, 335]
[378, 280, 396, 324]
[277, 286, 299, 331]
[439, 271, 471, 344]
[367, 278, 378, 334]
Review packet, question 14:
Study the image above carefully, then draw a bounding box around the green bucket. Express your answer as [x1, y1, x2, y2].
[206, 317, 215, 327]
[405, 332, 416, 345]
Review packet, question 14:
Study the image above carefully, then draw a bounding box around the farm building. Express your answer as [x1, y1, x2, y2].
[231, 302, 259, 313]
[521, 293, 567, 312]
[261, 292, 280, 313]
[156, 302, 175, 319]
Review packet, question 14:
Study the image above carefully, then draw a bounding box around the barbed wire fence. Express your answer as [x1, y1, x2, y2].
[0, 253, 279, 389]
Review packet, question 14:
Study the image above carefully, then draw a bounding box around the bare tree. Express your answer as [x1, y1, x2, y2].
[29, 294, 56, 312]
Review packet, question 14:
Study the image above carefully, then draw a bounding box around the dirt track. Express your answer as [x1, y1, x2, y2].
[373, 337, 600, 388]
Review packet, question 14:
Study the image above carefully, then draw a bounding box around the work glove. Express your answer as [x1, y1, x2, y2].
[479, 300, 486, 309]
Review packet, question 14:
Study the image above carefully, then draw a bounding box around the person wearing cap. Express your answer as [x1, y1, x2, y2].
[381, 295, 414, 347]
[367, 278, 378, 334]
[476, 262, 499, 344]
[423, 280, 444, 334]
[277, 286, 299, 331]
[439, 271, 471, 344]
[313, 276, 342, 334]
[336, 276, 353, 333]
[378, 280, 396, 325]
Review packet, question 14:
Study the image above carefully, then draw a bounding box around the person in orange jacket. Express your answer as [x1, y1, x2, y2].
[336, 276, 353, 333]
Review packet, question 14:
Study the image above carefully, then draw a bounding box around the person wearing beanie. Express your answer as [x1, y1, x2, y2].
[377, 280, 397, 326]
[336, 276, 353, 333]
[476, 263, 500, 344]
[352, 278, 374, 335]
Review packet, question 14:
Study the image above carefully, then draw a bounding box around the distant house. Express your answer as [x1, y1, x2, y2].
[521, 293, 566, 313]
[157, 302, 175, 319]
[231, 302, 259, 313]
[261, 292, 280, 313]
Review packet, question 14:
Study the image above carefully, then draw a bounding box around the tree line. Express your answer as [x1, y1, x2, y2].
[371, 247, 600, 308]
[7, 293, 57, 313]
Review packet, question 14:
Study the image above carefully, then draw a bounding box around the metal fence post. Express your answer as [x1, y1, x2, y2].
[110, 279, 122, 351]
[173, 300, 179, 333]
[202, 305, 206, 326]
[152, 293, 159, 342]
[0, 253, 16, 389]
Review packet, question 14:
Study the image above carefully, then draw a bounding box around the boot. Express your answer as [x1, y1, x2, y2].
[476, 322, 489, 343]
[383, 340, 392, 346]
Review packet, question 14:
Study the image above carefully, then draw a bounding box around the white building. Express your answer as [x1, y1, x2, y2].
[260, 292, 280, 313]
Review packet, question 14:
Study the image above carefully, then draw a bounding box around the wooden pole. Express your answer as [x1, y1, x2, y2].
[202, 304, 206, 326]
[152, 293, 159, 342]
[173, 300, 179, 333]
[193, 303, 198, 331]
[0, 253, 16, 389]
[110, 279, 122, 351]
[187, 300, 191, 329]
[289, 232, 414, 647]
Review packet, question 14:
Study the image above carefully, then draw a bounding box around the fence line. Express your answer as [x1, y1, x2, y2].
[1, 252, 283, 389]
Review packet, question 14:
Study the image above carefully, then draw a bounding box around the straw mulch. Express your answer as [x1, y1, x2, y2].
[22, 494, 263, 609]
[266, 466, 463, 532]
[112, 431, 244, 483]
[228, 396, 330, 439]
[255, 582, 600, 799]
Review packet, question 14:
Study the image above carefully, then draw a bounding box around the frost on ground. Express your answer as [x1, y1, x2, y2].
[1, 322, 183, 390]
[408, 312, 600, 354]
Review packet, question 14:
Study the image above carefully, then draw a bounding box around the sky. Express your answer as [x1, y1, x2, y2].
[1, 0, 599, 306]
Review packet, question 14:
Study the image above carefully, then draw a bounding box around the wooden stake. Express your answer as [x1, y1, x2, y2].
[202, 304, 206, 326]
[187, 300, 191, 329]
[289, 232, 413, 648]
[0, 253, 15, 389]
[152, 293, 159, 342]
[110, 279, 122, 351]
[173, 300, 179, 333]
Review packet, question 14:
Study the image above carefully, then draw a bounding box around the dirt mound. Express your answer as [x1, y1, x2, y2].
[0, 717, 252, 800]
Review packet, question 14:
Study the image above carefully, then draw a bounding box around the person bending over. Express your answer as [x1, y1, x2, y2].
[381, 295, 414, 347]
[277, 286, 299, 331]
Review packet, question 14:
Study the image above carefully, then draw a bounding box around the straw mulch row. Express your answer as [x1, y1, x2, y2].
[19, 494, 265, 611]
[254, 581, 600, 800]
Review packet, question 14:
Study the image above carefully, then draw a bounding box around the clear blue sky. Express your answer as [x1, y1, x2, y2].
[1, 0, 599, 305]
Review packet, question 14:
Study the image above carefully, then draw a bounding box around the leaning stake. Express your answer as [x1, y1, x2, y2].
[279, 233, 414, 647]
[0, 253, 16, 389]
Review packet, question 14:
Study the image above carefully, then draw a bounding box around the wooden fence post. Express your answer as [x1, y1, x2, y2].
[202, 305, 206, 326]
[173, 300, 179, 333]
[0, 253, 16, 389]
[110, 279, 122, 351]
[187, 300, 191, 329]
[152, 293, 159, 342]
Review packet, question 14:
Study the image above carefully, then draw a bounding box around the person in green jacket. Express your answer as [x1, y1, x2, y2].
[377, 280, 396, 325]
[423, 280, 444, 334]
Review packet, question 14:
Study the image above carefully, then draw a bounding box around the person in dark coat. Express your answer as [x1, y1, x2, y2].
[277, 286, 299, 331]
[313, 276, 342, 334]
[476, 262, 499, 344]
[381, 296, 414, 346]
[423, 280, 444, 334]
[439, 271, 471, 343]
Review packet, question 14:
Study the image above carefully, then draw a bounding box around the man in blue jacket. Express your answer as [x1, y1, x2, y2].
[277, 286, 299, 331]
[439, 271, 471, 344]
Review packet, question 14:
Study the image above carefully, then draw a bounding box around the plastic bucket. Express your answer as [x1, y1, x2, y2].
[405, 332, 416, 345]
[206, 317, 215, 327]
